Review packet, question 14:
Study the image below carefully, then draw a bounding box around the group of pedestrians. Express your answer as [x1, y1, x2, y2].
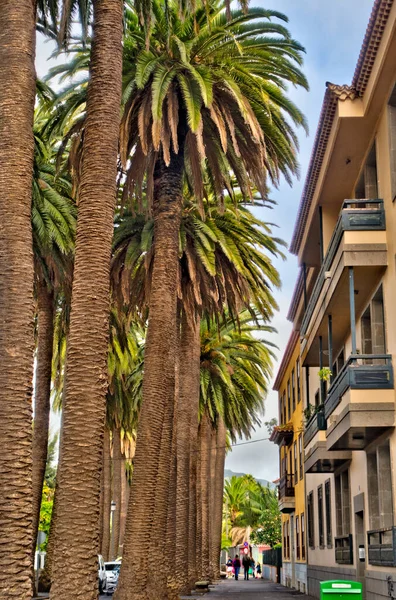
[226, 555, 261, 581]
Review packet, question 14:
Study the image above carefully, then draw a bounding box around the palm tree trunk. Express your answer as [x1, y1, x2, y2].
[0, 2, 36, 597]
[110, 428, 122, 560]
[195, 424, 203, 582]
[118, 456, 127, 556]
[102, 427, 112, 561]
[50, 1, 123, 597]
[115, 129, 187, 600]
[209, 426, 217, 581]
[211, 418, 226, 582]
[166, 308, 180, 600]
[31, 282, 55, 578]
[176, 312, 200, 594]
[99, 450, 105, 554]
[199, 410, 212, 581]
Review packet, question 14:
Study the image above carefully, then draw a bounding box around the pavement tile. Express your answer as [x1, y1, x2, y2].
[199, 578, 315, 599]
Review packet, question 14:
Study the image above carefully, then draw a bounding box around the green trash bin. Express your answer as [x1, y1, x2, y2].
[320, 581, 362, 600]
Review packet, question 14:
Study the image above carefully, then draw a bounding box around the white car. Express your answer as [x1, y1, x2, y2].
[98, 554, 108, 594]
[104, 561, 121, 595]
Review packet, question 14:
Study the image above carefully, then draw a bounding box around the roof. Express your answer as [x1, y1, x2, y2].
[272, 330, 299, 391]
[269, 424, 294, 445]
[290, 0, 394, 256]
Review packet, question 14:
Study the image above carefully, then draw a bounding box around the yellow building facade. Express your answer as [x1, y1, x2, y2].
[273, 2, 396, 599]
[271, 332, 307, 592]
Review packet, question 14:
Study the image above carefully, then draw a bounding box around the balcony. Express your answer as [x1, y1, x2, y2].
[278, 474, 295, 514]
[304, 409, 327, 447]
[324, 354, 394, 450]
[304, 410, 351, 473]
[368, 527, 396, 567]
[301, 200, 387, 362]
[335, 534, 353, 565]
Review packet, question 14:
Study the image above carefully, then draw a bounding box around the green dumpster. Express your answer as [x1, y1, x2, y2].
[320, 581, 362, 600]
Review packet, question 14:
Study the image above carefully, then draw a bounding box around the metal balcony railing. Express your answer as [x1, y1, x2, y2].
[304, 408, 327, 447]
[301, 199, 385, 337]
[324, 354, 393, 419]
[279, 474, 295, 499]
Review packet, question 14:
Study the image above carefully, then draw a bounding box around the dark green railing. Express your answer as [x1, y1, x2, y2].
[335, 534, 353, 565]
[304, 409, 327, 448]
[324, 354, 393, 419]
[301, 199, 385, 336]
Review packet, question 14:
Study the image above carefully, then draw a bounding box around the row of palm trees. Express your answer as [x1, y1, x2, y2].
[0, 0, 307, 598]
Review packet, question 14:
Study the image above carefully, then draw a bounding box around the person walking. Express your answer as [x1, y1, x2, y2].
[242, 553, 251, 580]
[226, 558, 233, 579]
[233, 555, 241, 581]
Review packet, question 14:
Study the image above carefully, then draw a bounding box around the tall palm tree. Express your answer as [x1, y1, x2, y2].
[50, 1, 124, 598]
[115, 4, 306, 593]
[198, 311, 275, 578]
[112, 188, 283, 594]
[0, 2, 37, 596]
[31, 120, 76, 582]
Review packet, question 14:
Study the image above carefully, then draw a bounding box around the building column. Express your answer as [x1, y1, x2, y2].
[328, 315, 333, 381]
[319, 336, 324, 405]
[367, 452, 380, 530]
[377, 443, 393, 529]
[349, 267, 357, 354]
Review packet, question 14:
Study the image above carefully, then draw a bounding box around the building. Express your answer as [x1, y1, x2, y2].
[271, 332, 307, 592]
[273, 1, 396, 598]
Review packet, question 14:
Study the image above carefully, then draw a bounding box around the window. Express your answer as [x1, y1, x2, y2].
[283, 392, 287, 424]
[287, 381, 291, 420]
[307, 492, 315, 548]
[333, 349, 345, 378]
[286, 521, 290, 559]
[361, 286, 385, 361]
[283, 522, 287, 559]
[314, 389, 320, 408]
[299, 435, 303, 480]
[335, 470, 351, 536]
[388, 85, 396, 201]
[318, 485, 324, 548]
[291, 369, 296, 413]
[325, 479, 332, 547]
[294, 441, 298, 485]
[301, 513, 306, 560]
[279, 394, 283, 425]
[367, 440, 393, 530]
[355, 142, 378, 199]
[297, 359, 301, 403]
[296, 516, 300, 560]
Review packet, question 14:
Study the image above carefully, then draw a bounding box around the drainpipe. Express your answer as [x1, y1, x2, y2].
[349, 267, 357, 354]
[328, 315, 333, 383]
[319, 207, 324, 264]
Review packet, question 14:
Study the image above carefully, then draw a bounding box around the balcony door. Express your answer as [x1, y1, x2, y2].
[290, 514, 296, 589]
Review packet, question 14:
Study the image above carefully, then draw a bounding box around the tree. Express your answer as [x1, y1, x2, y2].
[0, 2, 37, 597]
[31, 117, 76, 582]
[50, 1, 124, 599]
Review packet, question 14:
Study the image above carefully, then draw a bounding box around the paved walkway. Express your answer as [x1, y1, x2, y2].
[187, 578, 315, 599]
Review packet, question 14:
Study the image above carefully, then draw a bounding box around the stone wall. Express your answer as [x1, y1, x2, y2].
[307, 565, 356, 598]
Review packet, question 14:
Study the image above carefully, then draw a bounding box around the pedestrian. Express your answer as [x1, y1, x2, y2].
[249, 557, 255, 578]
[256, 562, 262, 578]
[226, 558, 233, 579]
[242, 553, 250, 580]
[233, 555, 241, 580]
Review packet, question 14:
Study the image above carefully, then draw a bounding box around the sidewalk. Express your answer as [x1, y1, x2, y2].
[195, 578, 315, 599]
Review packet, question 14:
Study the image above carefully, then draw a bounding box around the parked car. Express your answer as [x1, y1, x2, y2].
[104, 561, 121, 595]
[98, 554, 107, 594]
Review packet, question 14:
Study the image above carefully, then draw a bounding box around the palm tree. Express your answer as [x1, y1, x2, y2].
[112, 189, 282, 591]
[31, 119, 76, 583]
[0, 2, 37, 596]
[115, 4, 306, 592]
[198, 311, 275, 577]
[49, 1, 124, 597]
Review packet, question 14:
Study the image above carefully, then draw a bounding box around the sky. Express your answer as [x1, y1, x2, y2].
[35, 0, 375, 482]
